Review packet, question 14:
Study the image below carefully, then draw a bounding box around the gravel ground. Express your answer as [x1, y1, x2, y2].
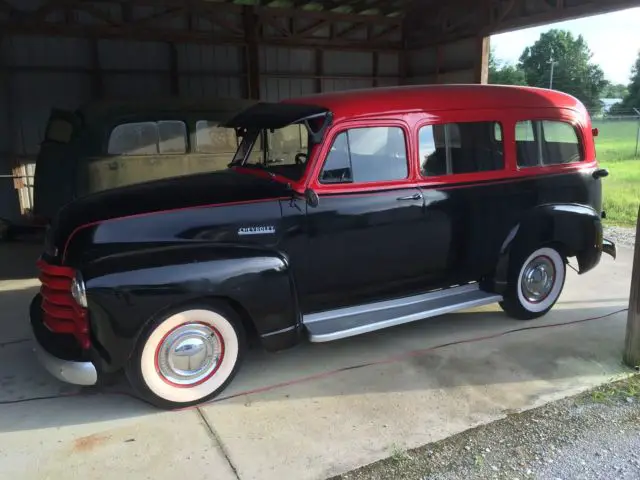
[604, 225, 636, 249]
[334, 375, 640, 480]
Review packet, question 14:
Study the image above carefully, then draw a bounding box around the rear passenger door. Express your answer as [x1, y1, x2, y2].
[417, 114, 511, 284]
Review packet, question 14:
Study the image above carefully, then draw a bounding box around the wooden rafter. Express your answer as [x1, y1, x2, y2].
[0, 0, 13, 13]
[2, 0, 404, 51]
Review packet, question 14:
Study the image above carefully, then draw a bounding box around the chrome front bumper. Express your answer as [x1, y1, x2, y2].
[603, 238, 617, 260]
[33, 336, 97, 386]
[30, 293, 97, 387]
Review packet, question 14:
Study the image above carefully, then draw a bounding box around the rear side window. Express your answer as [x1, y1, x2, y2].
[320, 127, 408, 184]
[515, 120, 582, 167]
[420, 121, 504, 177]
[195, 120, 238, 153]
[108, 121, 187, 155]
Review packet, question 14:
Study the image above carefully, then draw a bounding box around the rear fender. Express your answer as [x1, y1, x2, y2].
[82, 244, 301, 372]
[493, 204, 603, 293]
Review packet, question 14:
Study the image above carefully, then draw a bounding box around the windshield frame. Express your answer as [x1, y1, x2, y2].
[229, 123, 311, 184]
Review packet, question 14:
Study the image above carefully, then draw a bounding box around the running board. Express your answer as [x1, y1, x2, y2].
[303, 284, 502, 343]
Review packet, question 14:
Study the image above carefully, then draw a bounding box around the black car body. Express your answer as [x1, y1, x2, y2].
[31, 85, 616, 409]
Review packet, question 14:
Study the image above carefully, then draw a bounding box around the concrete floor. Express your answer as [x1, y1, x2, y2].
[0, 241, 634, 480]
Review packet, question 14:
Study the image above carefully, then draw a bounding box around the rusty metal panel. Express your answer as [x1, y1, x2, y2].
[74, 2, 120, 26]
[103, 73, 170, 98]
[179, 76, 243, 99]
[4, 35, 91, 67]
[378, 53, 400, 76]
[260, 47, 314, 74]
[132, 5, 185, 30]
[9, 72, 92, 155]
[177, 44, 243, 73]
[324, 50, 373, 76]
[260, 78, 315, 102]
[321, 79, 373, 92]
[98, 39, 170, 70]
[333, 21, 368, 41]
[0, 68, 8, 155]
[407, 46, 437, 76]
[440, 37, 476, 71]
[376, 78, 400, 88]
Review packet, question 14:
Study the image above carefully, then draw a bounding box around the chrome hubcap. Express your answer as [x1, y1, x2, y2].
[157, 323, 223, 386]
[521, 256, 555, 303]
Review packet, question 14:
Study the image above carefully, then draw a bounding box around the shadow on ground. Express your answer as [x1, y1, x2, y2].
[0, 241, 41, 281]
[0, 302, 629, 433]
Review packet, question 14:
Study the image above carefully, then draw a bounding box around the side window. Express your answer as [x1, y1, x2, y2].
[320, 127, 408, 184]
[195, 120, 238, 153]
[420, 121, 504, 177]
[541, 120, 582, 164]
[158, 121, 187, 154]
[515, 120, 539, 167]
[265, 124, 308, 166]
[515, 120, 582, 167]
[108, 121, 187, 155]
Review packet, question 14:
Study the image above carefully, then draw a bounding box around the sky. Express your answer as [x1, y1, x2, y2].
[491, 7, 640, 85]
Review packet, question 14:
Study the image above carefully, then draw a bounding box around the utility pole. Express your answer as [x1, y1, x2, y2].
[549, 48, 556, 90]
[634, 108, 640, 159]
[624, 205, 640, 367]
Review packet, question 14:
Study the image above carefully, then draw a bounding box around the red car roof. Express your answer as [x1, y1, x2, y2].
[284, 84, 587, 123]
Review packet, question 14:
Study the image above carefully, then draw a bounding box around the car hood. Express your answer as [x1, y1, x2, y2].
[52, 169, 291, 248]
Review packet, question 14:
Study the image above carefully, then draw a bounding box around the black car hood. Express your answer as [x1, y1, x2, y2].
[54, 169, 291, 245]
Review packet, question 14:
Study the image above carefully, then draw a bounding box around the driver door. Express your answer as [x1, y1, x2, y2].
[301, 122, 431, 313]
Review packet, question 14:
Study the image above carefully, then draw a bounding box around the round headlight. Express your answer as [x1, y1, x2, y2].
[71, 272, 87, 308]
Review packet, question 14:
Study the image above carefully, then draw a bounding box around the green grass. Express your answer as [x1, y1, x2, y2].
[593, 120, 640, 163]
[592, 120, 640, 226]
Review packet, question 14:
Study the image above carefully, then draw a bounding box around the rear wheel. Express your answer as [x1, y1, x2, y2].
[126, 303, 245, 409]
[500, 246, 566, 320]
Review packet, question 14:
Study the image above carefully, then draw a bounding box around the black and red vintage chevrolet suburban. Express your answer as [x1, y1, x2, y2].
[31, 85, 616, 409]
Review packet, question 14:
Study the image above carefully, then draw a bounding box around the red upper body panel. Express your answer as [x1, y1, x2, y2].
[283, 84, 588, 124]
[274, 85, 595, 193]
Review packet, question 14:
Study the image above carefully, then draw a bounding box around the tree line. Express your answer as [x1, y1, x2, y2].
[489, 29, 640, 114]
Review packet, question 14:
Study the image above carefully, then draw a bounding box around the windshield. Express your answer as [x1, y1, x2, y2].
[232, 123, 311, 182]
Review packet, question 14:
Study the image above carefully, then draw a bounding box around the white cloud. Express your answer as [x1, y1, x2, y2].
[491, 7, 640, 84]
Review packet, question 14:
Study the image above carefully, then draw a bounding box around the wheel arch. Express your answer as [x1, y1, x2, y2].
[82, 243, 303, 374]
[493, 203, 603, 293]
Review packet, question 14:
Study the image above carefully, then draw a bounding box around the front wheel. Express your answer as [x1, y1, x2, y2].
[500, 246, 566, 320]
[126, 303, 245, 409]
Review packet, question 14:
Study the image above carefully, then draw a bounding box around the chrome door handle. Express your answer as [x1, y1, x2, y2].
[397, 192, 423, 201]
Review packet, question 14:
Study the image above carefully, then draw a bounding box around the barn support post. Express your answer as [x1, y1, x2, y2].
[372, 51, 379, 87]
[168, 42, 179, 97]
[624, 206, 640, 368]
[474, 35, 490, 84]
[315, 49, 323, 93]
[243, 6, 260, 100]
[90, 37, 104, 99]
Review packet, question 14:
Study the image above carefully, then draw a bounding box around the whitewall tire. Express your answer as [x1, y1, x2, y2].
[126, 303, 245, 409]
[500, 246, 566, 320]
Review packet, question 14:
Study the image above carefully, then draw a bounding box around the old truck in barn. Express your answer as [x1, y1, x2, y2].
[30, 85, 615, 409]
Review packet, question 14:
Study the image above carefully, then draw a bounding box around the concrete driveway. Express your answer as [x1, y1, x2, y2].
[0, 241, 633, 480]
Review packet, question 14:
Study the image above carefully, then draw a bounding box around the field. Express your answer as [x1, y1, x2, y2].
[592, 119, 640, 226]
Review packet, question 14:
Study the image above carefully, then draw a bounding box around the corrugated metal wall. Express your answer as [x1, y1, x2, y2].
[0, 4, 407, 222]
[1, 38, 401, 158]
[407, 37, 477, 85]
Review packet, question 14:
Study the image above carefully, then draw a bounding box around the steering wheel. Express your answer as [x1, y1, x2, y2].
[295, 153, 308, 165]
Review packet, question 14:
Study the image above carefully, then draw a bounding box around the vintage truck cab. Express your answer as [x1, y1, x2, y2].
[31, 85, 616, 409]
[33, 97, 255, 223]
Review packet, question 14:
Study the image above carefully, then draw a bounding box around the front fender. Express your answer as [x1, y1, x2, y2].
[494, 204, 604, 293]
[82, 244, 300, 372]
